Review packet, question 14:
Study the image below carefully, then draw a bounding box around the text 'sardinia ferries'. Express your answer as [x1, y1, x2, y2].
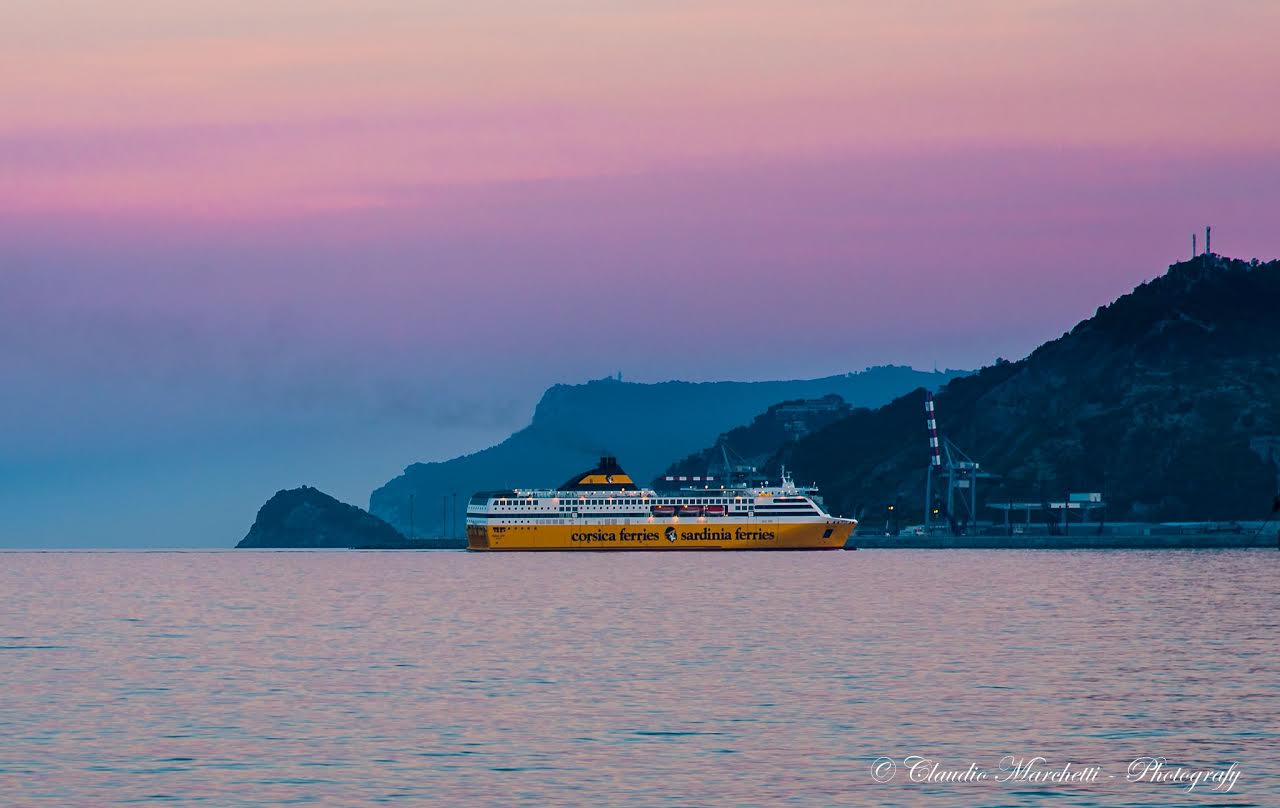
[466, 456, 856, 551]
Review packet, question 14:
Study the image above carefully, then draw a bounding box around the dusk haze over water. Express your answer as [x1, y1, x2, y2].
[4, 4, 1280, 807]
[3, 0, 1280, 546]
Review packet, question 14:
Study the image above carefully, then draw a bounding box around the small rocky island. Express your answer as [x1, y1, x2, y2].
[237, 486, 408, 549]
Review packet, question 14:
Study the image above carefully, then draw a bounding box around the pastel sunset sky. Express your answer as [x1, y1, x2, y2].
[3, 1, 1278, 545]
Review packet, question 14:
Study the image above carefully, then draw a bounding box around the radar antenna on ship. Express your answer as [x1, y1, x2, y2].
[780, 466, 797, 494]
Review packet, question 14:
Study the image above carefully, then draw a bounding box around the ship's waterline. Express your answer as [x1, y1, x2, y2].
[465, 455, 856, 551]
[468, 521, 853, 550]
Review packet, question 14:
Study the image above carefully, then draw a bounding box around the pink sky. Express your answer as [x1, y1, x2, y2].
[4, 1, 1278, 215]
[2, 1, 1279, 545]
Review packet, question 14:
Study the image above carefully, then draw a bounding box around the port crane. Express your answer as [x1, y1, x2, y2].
[923, 390, 995, 535]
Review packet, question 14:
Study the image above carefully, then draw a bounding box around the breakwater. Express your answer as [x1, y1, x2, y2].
[851, 533, 1277, 550]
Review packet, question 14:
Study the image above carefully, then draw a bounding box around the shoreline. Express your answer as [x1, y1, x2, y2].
[852, 533, 1277, 549]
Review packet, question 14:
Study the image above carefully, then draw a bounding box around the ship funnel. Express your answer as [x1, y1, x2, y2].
[557, 456, 637, 491]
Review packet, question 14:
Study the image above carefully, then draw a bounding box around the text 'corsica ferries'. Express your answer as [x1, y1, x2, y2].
[466, 456, 857, 551]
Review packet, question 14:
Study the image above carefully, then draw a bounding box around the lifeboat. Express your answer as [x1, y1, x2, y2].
[703, 505, 726, 517]
[678, 505, 704, 517]
[651, 504, 676, 517]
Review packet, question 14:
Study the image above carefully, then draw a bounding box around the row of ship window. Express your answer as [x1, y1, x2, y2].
[492, 498, 794, 507]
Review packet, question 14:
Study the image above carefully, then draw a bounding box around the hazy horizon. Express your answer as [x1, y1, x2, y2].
[3, 364, 963, 549]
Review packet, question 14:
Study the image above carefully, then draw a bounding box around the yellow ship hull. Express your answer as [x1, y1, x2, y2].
[467, 520, 855, 551]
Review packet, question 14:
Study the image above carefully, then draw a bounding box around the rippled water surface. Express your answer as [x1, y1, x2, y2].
[1, 550, 1277, 806]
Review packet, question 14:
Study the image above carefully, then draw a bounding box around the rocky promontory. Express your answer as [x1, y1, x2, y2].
[237, 486, 404, 548]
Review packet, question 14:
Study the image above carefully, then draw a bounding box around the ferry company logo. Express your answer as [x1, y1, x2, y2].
[605, 474, 615, 484]
[665, 527, 678, 543]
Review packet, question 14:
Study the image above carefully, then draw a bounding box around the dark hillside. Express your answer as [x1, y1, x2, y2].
[775, 255, 1280, 523]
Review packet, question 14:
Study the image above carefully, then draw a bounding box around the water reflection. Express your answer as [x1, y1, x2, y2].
[1, 549, 1276, 806]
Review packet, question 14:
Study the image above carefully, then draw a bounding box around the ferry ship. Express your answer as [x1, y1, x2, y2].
[466, 456, 856, 551]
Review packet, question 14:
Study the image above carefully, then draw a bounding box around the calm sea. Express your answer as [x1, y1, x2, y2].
[1, 550, 1276, 806]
